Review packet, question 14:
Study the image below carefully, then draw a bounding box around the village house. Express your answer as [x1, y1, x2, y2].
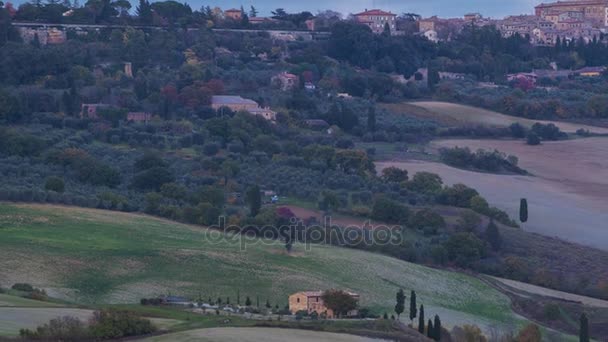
[272, 72, 299, 91]
[224, 8, 242, 20]
[288, 291, 359, 318]
[211, 95, 277, 121]
[354, 9, 397, 34]
[575, 66, 606, 76]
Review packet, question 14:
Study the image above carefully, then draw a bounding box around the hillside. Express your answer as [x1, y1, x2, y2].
[381, 101, 608, 134]
[0, 203, 525, 333]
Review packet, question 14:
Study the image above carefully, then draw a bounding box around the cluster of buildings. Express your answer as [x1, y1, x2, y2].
[416, 0, 608, 45]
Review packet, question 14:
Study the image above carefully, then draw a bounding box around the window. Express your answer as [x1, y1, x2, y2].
[297, 298, 300, 303]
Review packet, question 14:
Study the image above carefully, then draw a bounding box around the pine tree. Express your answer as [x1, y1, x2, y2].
[433, 315, 442, 341]
[409, 290, 417, 322]
[580, 313, 589, 342]
[520, 198, 528, 223]
[395, 289, 405, 319]
[245, 296, 252, 306]
[427, 319, 434, 338]
[418, 305, 425, 334]
[367, 106, 376, 132]
[383, 312, 388, 319]
[485, 219, 502, 251]
[249, 5, 258, 17]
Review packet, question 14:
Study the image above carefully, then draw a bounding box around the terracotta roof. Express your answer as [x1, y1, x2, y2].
[225, 8, 242, 13]
[536, 0, 608, 8]
[354, 9, 396, 17]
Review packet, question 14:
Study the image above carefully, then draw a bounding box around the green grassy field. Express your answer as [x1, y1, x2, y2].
[0, 203, 524, 333]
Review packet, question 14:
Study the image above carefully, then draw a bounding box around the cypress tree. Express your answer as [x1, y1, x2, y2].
[427, 319, 433, 338]
[519, 198, 528, 223]
[418, 304, 425, 334]
[383, 312, 388, 319]
[395, 289, 405, 319]
[409, 290, 417, 322]
[237, 290, 240, 305]
[246, 185, 262, 217]
[256, 295, 260, 308]
[433, 314, 442, 341]
[580, 313, 589, 342]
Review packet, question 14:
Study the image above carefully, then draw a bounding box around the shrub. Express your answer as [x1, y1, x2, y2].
[526, 132, 541, 146]
[45, 176, 65, 193]
[11, 283, 34, 292]
[89, 309, 156, 339]
[20, 316, 89, 341]
[371, 196, 409, 224]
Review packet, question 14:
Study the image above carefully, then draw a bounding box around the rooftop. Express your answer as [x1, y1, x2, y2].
[211, 95, 258, 106]
[354, 9, 396, 17]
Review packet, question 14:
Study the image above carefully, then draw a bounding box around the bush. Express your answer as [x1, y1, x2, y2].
[526, 132, 541, 145]
[89, 309, 157, 339]
[20, 316, 89, 341]
[371, 196, 409, 224]
[11, 283, 34, 292]
[45, 176, 65, 193]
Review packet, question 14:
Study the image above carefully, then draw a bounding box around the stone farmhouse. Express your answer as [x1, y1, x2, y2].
[354, 9, 397, 34]
[288, 291, 359, 318]
[211, 95, 276, 121]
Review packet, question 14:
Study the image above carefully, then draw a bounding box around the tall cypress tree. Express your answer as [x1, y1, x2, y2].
[433, 314, 442, 341]
[409, 290, 417, 322]
[580, 313, 589, 342]
[418, 304, 425, 334]
[427, 319, 433, 338]
[519, 198, 528, 223]
[395, 289, 405, 319]
[246, 185, 262, 217]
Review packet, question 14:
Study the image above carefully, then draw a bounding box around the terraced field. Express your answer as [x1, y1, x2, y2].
[0, 203, 522, 332]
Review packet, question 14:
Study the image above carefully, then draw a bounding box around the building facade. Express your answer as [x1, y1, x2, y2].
[354, 9, 397, 34]
[288, 291, 359, 318]
[211, 95, 276, 121]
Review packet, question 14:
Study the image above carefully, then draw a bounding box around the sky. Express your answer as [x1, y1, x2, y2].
[8, 0, 547, 18]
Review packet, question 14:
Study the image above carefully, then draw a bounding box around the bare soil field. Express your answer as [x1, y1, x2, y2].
[382, 101, 608, 134]
[376, 152, 608, 251]
[143, 327, 387, 342]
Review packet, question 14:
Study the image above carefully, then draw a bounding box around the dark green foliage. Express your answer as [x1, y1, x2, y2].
[0, 128, 45, 156]
[418, 304, 425, 334]
[444, 232, 487, 267]
[409, 290, 417, 322]
[485, 220, 502, 251]
[433, 314, 441, 341]
[321, 289, 358, 318]
[367, 106, 376, 132]
[11, 283, 34, 292]
[438, 183, 479, 208]
[526, 132, 541, 146]
[89, 309, 156, 339]
[45, 176, 65, 193]
[381, 166, 408, 183]
[395, 289, 405, 318]
[427, 319, 433, 338]
[20, 316, 89, 341]
[246, 185, 261, 217]
[371, 196, 409, 224]
[520, 198, 529, 223]
[580, 313, 589, 342]
[245, 296, 252, 306]
[132, 167, 174, 191]
[439, 147, 526, 174]
[408, 209, 445, 234]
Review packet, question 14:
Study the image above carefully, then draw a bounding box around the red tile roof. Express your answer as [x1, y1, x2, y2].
[354, 9, 396, 17]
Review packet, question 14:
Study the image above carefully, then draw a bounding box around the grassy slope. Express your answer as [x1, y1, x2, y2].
[0, 203, 529, 333]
